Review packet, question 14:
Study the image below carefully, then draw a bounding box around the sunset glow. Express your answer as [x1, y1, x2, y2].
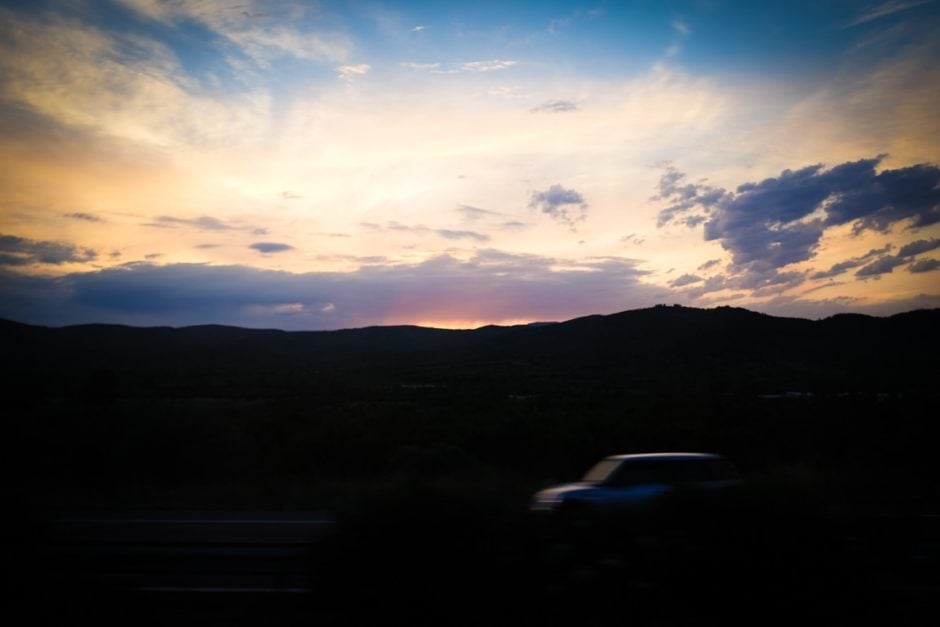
[1, 0, 938, 329]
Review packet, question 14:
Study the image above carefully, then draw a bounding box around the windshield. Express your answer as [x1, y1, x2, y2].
[582, 459, 621, 483]
[582, 457, 740, 486]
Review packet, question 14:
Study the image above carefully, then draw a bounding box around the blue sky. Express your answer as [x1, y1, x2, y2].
[0, 0, 938, 328]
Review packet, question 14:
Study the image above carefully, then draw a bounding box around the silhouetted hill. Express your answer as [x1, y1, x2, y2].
[2, 305, 937, 394]
[7, 305, 940, 514]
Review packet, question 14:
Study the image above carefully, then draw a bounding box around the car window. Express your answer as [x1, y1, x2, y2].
[606, 461, 667, 487]
[582, 459, 622, 483]
[604, 458, 737, 487]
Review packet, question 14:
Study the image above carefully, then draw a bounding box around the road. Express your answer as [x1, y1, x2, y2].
[14, 508, 940, 625]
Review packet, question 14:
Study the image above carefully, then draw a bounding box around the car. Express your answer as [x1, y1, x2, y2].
[530, 452, 740, 517]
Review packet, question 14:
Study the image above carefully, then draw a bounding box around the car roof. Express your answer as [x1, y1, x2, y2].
[603, 452, 725, 462]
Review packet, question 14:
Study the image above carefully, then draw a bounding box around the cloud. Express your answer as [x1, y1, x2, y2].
[671, 19, 690, 36]
[0, 7, 274, 150]
[401, 62, 441, 71]
[148, 215, 235, 230]
[64, 212, 103, 222]
[811, 245, 893, 279]
[115, 0, 352, 65]
[855, 255, 908, 278]
[846, 0, 933, 27]
[656, 157, 940, 293]
[459, 60, 517, 72]
[670, 273, 702, 287]
[435, 229, 490, 242]
[529, 184, 588, 230]
[897, 238, 940, 257]
[336, 64, 371, 81]
[362, 221, 490, 242]
[413, 59, 517, 75]
[0, 251, 664, 329]
[908, 258, 940, 273]
[250, 242, 294, 253]
[457, 205, 505, 222]
[530, 100, 578, 113]
[814, 237, 940, 280]
[0, 233, 96, 266]
[620, 233, 646, 245]
[698, 259, 721, 271]
[412, 25, 428, 32]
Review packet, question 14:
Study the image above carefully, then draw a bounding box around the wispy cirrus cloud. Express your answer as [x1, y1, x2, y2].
[336, 64, 371, 81]
[0, 6, 272, 149]
[530, 100, 578, 113]
[64, 212, 104, 222]
[846, 0, 934, 27]
[361, 221, 490, 242]
[115, 0, 352, 65]
[400, 59, 517, 74]
[145, 216, 234, 230]
[460, 59, 517, 72]
[400, 62, 441, 71]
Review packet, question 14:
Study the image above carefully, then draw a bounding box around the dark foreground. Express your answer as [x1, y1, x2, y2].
[16, 493, 940, 627]
[7, 307, 939, 624]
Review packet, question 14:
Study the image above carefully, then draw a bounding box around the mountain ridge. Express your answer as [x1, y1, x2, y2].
[3, 304, 937, 396]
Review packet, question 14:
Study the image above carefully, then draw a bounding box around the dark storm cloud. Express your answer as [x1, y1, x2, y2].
[529, 184, 588, 229]
[0, 251, 667, 329]
[64, 212, 103, 222]
[656, 157, 940, 294]
[0, 233, 96, 266]
[250, 242, 294, 253]
[530, 100, 578, 113]
[908, 258, 940, 273]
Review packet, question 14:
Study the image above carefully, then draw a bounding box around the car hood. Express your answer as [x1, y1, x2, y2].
[530, 482, 600, 510]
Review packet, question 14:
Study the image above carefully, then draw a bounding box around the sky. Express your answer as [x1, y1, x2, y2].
[0, 0, 938, 330]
